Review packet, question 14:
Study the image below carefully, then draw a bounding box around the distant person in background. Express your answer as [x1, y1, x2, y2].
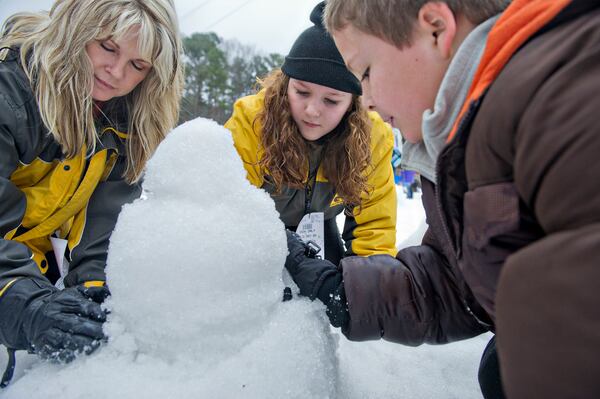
[0, 0, 183, 382]
[401, 170, 417, 199]
[225, 2, 396, 266]
[390, 128, 403, 185]
[409, 177, 420, 195]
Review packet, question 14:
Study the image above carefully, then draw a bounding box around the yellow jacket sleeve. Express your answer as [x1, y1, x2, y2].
[224, 92, 265, 188]
[346, 112, 397, 257]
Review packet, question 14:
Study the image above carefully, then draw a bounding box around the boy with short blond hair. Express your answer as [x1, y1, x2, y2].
[325, 0, 508, 49]
[284, 1, 600, 398]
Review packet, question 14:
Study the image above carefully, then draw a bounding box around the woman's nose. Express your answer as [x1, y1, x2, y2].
[106, 58, 126, 80]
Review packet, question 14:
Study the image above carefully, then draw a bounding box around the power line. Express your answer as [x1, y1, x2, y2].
[203, 0, 257, 31]
[181, 0, 214, 21]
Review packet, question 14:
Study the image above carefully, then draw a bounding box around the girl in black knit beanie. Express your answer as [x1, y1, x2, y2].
[225, 2, 397, 265]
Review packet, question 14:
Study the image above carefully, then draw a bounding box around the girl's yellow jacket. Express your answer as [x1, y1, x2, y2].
[225, 90, 397, 259]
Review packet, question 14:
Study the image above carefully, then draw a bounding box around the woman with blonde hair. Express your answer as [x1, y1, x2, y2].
[0, 0, 183, 378]
[225, 2, 396, 268]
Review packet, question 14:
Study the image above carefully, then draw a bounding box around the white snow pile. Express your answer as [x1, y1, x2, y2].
[3, 118, 337, 399]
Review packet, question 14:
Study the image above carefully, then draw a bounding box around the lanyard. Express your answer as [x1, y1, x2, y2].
[304, 155, 323, 215]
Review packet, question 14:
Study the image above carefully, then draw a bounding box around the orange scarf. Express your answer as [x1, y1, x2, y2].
[447, 0, 571, 142]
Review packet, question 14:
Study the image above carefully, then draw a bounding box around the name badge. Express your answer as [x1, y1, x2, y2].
[50, 236, 69, 289]
[296, 212, 325, 258]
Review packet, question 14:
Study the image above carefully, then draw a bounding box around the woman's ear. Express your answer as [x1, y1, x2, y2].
[417, 2, 457, 60]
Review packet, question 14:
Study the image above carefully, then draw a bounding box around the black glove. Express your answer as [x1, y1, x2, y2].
[284, 230, 339, 300]
[285, 230, 349, 328]
[0, 279, 107, 363]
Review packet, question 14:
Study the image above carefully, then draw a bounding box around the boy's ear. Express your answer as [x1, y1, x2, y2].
[417, 2, 457, 59]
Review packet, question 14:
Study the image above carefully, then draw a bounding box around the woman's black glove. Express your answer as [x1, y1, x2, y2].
[0, 278, 107, 363]
[78, 284, 111, 304]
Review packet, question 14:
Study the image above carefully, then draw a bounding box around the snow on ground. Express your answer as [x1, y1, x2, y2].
[0, 118, 491, 398]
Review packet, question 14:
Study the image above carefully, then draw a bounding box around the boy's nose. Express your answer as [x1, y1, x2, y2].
[361, 96, 375, 111]
[361, 86, 375, 110]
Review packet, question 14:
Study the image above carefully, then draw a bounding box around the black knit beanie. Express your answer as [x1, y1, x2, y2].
[281, 1, 362, 95]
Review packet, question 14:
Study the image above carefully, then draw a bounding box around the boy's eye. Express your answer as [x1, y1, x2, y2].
[361, 67, 370, 81]
[100, 42, 115, 52]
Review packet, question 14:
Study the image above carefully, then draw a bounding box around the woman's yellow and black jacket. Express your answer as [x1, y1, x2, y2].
[225, 90, 397, 263]
[0, 50, 141, 297]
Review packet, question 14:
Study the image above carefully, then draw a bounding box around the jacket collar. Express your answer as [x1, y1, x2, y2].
[93, 98, 129, 152]
[447, 0, 573, 143]
[401, 16, 498, 183]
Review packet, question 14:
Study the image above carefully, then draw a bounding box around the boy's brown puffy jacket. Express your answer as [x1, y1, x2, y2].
[339, 0, 600, 397]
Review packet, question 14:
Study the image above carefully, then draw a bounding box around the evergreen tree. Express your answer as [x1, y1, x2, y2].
[180, 33, 284, 124]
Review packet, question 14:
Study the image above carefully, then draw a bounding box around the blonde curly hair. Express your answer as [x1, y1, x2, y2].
[325, 0, 509, 49]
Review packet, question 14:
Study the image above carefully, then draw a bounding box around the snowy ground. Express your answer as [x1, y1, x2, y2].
[0, 119, 491, 398]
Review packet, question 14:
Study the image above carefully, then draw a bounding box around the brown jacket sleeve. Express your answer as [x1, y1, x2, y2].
[340, 248, 487, 345]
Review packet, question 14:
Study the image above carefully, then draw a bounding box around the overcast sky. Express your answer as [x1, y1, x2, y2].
[0, 0, 319, 55]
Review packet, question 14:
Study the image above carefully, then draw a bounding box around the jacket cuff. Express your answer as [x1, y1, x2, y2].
[0, 278, 54, 350]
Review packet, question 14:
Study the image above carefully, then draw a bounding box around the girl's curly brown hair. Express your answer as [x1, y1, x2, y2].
[256, 69, 372, 212]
